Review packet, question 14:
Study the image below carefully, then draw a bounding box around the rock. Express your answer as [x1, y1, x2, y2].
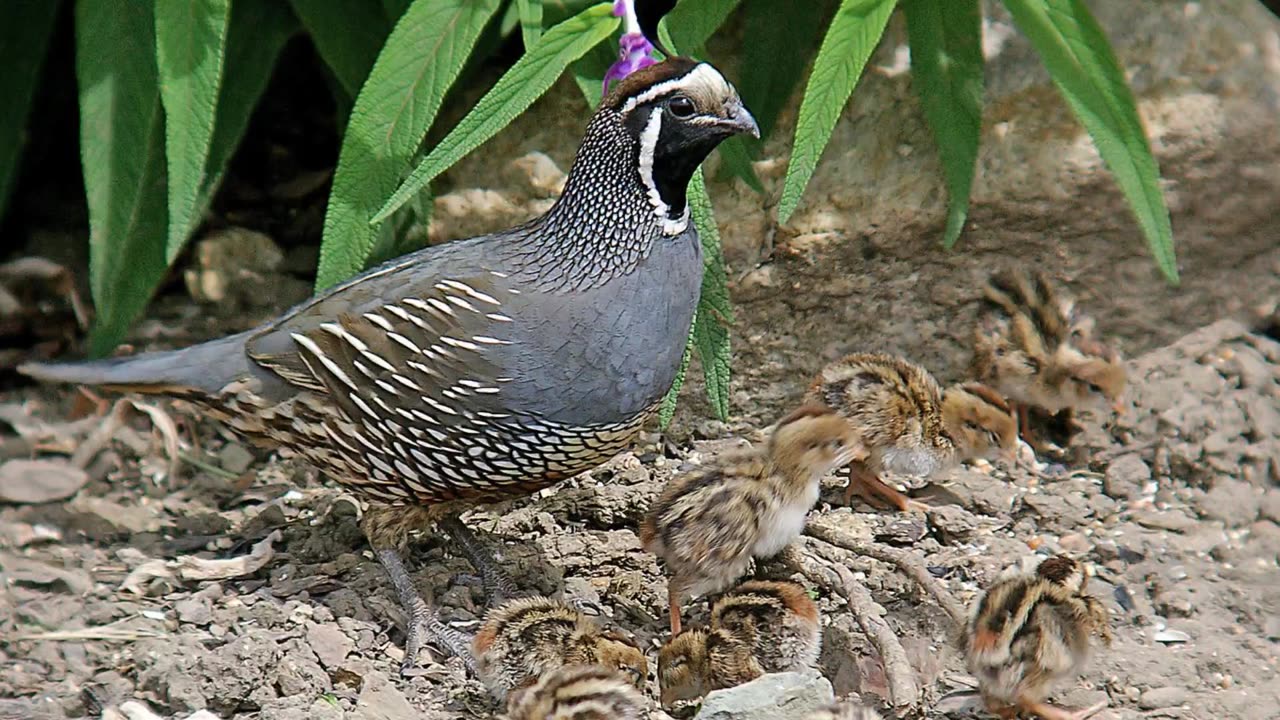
[1195, 479, 1260, 527]
[1139, 686, 1189, 709]
[925, 504, 978, 541]
[1260, 490, 1280, 524]
[217, 444, 255, 475]
[174, 597, 213, 626]
[693, 670, 835, 720]
[306, 623, 354, 670]
[1104, 454, 1151, 499]
[349, 671, 415, 720]
[0, 459, 88, 504]
[507, 152, 566, 197]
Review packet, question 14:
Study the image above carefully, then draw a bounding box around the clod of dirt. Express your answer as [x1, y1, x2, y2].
[693, 670, 835, 720]
[0, 459, 88, 503]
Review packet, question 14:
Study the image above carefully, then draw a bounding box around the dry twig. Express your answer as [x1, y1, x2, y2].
[781, 540, 919, 707]
[805, 521, 967, 626]
[70, 399, 182, 481]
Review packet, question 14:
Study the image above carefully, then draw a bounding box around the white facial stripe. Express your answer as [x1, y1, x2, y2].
[637, 110, 668, 217]
[620, 63, 731, 114]
[636, 109, 690, 236]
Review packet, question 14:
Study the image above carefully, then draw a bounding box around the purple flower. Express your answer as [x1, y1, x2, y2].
[603, 0, 657, 94]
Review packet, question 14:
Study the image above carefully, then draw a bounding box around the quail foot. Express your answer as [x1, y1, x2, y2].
[641, 405, 865, 635]
[807, 353, 1017, 513]
[972, 268, 1126, 446]
[20, 57, 759, 673]
[962, 555, 1113, 720]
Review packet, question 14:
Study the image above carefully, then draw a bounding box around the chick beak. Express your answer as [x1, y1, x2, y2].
[721, 100, 760, 138]
[1112, 400, 1127, 415]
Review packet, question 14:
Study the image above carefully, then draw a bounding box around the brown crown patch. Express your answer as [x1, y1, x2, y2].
[602, 56, 700, 110]
[959, 382, 1011, 413]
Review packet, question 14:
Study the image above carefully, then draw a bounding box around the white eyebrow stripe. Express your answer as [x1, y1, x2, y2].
[620, 63, 729, 114]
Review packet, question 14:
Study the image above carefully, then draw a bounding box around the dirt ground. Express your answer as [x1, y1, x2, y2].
[3, 250, 1280, 720]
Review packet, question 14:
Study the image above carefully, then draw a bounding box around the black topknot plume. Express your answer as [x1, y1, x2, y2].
[635, 0, 678, 58]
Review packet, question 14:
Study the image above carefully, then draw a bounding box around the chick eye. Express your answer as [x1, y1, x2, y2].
[828, 438, 845, 450]
[965, 421, 980, 432]
[668, 95, 696, 118]
[1082, 380, 1103, 393]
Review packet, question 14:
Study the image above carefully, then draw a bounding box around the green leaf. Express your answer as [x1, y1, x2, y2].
[1003, 0, 1177, 283]
[315, 0, 502, 291]
[715, 136, 763, 192]
[690, 169, 733, 420]
[77, 0, 170, 356]
[0, 1, 59, 221]
[156, 0, 232, 262]
[518, 0, 543, 48]
[778, 0, 896, 223]
[662, 0, 741, 56]
[658, 322, 694, 429]
[199, 0, 299, 212]
[571, 35, 616, 106]
[290, 0, 393, 97]
[740, 0, 827, 142]
[903, 0, 982, 248]
[373, 2, 619, 224]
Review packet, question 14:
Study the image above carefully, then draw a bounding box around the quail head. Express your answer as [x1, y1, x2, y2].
[972, 268, 1126, 444]
[503, 664, 647, 720]
[473, 595, 648, 701]
[657, 579, 821, 707]
[807, 353, 1016, 513]
[803, 703, 883, 720]
[20, 58, 758, 672]
[962, 555, 1113, 720]
[641, 405, 865, 635]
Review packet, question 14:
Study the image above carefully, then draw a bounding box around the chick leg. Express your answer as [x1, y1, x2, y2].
[437, 514, 520, 605]
[374, 546, 478, 676]
[1018, 699, 1108, 720]
[668, 584, 684, 636]
[843, 462, 930, 513]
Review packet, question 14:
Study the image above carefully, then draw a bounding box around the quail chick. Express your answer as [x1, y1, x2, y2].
[503, 664, 646, 720]
[807, 353, 1017, 513]
[21, 58, 759, 672]
[641, 406, 865, 635]
[472, 595, 648, 700]
[804, 703, 883, 720]
[962, 555, 1113, 720]
[972, 269, 1126, 444]
[657, 580, 821, 706]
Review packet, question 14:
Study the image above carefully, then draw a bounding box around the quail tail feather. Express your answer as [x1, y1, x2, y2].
[18, 330, 263, 396]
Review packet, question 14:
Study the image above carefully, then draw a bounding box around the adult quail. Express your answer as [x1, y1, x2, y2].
[21, 57, 759, 671]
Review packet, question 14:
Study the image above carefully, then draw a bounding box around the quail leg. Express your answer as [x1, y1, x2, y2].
[374, 547, 477, 676]
[1011, 400, 1035, 446]
[437, 515, 520, 605]
[842, 463, 931, 513]
[1018, 699, 1108, 720]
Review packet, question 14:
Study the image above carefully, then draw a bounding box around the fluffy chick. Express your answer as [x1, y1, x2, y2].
[473, 596, 647, 701]
[807, 353, 1017, 513]
[972, 269, 1126, 443]
[804, 703, 883, 720]
[641, 405, 865, 635]
[657, 580, 822, 706]
[503, 664, 646, 720]
[962, 555, 1113, 720]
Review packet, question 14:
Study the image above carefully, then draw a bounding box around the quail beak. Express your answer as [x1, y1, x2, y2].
[720, 100, 760, 138]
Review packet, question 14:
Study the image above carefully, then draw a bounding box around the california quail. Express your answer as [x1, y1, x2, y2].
[806, 353, 1016, 513]
[641, 405, 865, 635]
[963, 555, 1112, 720]
[20, 58, 759, 671]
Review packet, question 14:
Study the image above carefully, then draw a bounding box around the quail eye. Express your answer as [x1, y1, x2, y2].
[668, 95, 696, 118]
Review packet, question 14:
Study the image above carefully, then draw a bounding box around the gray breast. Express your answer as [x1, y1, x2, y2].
[493, 228, 703, 425]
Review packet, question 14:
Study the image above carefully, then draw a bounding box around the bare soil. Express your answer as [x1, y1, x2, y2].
[3, 244, 1280, 720]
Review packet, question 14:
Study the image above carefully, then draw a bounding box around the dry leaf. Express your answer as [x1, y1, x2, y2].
[120, 530, 282, 594]
[0, 458, 89, 503]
